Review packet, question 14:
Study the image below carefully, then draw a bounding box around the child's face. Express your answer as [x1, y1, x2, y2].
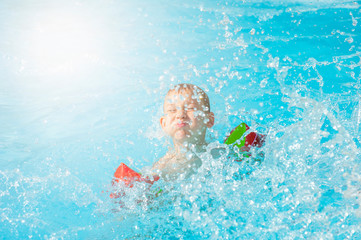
[160, 90, 214, 145]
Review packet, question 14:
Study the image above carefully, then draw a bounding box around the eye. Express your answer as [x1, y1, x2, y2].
[186, 105, 196, 112]
[166, 108, 176, 113]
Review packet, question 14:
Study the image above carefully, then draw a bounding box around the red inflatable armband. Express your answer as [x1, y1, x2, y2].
[112, 163, 142, 186]
[110, 163, 160, 198]
[243, 129, 266, 151]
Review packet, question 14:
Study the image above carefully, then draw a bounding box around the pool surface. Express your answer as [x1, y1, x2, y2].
[1, 0, 361, 239]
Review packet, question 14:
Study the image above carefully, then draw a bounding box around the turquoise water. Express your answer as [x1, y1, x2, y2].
[1, 0, 361, 239]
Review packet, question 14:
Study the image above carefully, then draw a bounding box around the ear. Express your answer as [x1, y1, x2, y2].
[206, 112, 215, 128]
[160, 116, 166, 130]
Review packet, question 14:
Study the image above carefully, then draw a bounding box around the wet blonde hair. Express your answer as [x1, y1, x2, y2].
[165, 83, 211, 112]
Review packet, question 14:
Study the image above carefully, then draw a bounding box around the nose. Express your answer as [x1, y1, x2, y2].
[176, 108, 186, 119]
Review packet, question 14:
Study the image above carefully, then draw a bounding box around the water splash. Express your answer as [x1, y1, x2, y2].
[1, 0, 361, 239]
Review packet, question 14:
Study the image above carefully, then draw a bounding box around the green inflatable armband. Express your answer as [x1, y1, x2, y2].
[224, 122, 249, 149]
[225, 122, 265, 159]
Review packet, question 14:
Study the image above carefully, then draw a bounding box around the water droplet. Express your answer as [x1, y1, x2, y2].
[345, 37, 353, 43]
[260, 78, 268, 88]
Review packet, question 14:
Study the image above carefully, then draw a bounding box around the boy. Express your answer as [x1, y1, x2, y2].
[151, 83, 215, 180]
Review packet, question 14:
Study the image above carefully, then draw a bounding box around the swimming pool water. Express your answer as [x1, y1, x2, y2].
[1, 0, 361, 239]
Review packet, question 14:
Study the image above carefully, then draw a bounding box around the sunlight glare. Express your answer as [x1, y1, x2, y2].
[26, 10, 103, 74]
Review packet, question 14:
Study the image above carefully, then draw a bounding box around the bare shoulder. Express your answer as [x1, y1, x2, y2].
[151, 152, 174, 171]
